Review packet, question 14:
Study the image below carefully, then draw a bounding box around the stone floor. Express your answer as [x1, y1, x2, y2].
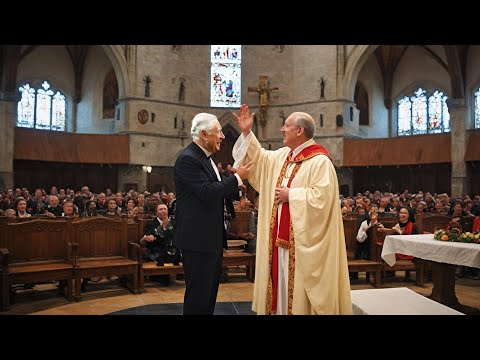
[2, 268, 479, 315]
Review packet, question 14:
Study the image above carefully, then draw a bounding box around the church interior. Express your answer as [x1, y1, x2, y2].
[0, 45, 479, 315]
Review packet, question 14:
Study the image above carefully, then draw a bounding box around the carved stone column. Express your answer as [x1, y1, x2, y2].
[447, 97, 467, 198]
[0, 92, 16, 190]
[384, 98, 393, 137]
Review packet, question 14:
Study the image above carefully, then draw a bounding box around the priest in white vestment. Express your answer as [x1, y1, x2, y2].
[232, 104, 352, 315]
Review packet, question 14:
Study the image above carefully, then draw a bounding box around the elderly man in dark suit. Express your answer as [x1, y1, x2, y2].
[173, 112, 252, 315]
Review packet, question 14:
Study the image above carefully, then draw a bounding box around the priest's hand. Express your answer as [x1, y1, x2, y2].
[233, 104, 255, 136]
[236, 160, 254, 180]
[275, 185, 289, 203]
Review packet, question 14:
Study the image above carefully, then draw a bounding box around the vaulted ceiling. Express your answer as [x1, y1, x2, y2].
[373, 45, 470, 105]
[1, 45, 474, 103]
[1, 45, 90, 102]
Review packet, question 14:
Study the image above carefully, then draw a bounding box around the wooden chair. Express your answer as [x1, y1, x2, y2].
[0, 219, 74, 311]
[71, 217, 140, 300]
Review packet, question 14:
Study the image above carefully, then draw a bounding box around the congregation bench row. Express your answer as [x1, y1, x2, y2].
[342, 213, 461, 288]
[0, 212, 460, 311]
[0, 216, 255, 311]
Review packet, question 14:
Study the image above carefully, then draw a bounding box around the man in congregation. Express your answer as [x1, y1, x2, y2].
[232, 104, 352, 315]
[173, 112, 252, 315]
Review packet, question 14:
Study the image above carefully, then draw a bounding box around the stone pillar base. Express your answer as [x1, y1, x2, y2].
[0, 171, 13, 190]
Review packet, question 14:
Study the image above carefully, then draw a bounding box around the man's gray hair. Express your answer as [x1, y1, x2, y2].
[191, 113, 218, 140]
[293, 112, 316, 139]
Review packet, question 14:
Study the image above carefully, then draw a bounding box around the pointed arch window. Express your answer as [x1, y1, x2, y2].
[17, 81, 66, 131]
[474, 87, 480, 129]
[397, 88, 450, 136]
[210, 45, 242, 108]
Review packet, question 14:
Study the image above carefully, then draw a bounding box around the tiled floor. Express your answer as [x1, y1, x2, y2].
[2, 268, 480, 315]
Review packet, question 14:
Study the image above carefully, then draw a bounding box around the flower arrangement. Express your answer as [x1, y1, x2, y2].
[434, 229, 480, 244]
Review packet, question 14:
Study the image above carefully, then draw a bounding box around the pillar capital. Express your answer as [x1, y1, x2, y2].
[0, 91, 20, 102]
[446, 97, 466, 110]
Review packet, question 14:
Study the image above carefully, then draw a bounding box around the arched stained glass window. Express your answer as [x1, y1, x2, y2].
[17, 81, 66, 131]
[398, 96, 412, 136]
[210, 45, 241, 108]
[474, 88, 480, 129]
[397, 87, 450, 136]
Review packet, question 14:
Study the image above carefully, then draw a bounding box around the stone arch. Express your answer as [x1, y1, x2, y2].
[218, 111, 241, 134]
[216, 112, 240, 167]
[100, 45, 129, 98]
[354, 81, 369, 126]
[343, 45, 379, 101]
[102, 68, 118, 119]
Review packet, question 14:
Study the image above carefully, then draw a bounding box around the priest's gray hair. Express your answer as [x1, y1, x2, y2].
[293, 112, 316, 139]
[191, 113, 218, 140]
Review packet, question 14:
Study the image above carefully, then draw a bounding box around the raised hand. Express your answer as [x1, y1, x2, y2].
[232, 104, 255, 136]
[236, 160, 254, 180]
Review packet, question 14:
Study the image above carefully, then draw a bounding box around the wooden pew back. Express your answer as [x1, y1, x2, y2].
[419, 214, 450, 233]
[342, 216, 357, 259]
[5, 219, 71, 264]
[72, 217, 127, 259]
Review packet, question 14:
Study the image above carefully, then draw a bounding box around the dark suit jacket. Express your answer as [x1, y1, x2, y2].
[143, 217, 161, 236]
[173, 142, 240, 253]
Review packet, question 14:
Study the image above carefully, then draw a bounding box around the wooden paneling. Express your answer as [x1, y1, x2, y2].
[465, 130, 480, 161]
[352, 164, 451, 195]
[468, 161, 480, 195]
[344, 134, 451, 166]
[14, 127, 129, 164]
[14, 160, 118, 193]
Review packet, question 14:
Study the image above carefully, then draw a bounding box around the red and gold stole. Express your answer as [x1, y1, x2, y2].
[267, 144, 331, 314]
[396, 222, 414, 260]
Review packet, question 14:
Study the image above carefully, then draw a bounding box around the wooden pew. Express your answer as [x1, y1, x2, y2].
[371, 217, 425, 286]
[136, 219, 256, 292]
[0, 219, 74, 311]
[223, 252, 255, 281]
[0, 216, 7, 249]
[343, 216, 383, 287]
[416, 213, 450, 234]
[229, 210, 252, 235]
[71, 217, 140, 300]
[127, 221, 140, 244]
[135, 219, 178, 292]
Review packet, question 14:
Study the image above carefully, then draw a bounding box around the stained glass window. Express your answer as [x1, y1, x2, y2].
[474, 88, 480, 129]
[17, 84, 35, 128]
[17, 81, 66, 131]
[397, 88, 450, 136]
[398, 96, 411, 136]
[210, 45, 241, 108]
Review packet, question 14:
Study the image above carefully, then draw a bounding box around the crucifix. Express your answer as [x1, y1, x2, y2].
[248, 75, 279, 138]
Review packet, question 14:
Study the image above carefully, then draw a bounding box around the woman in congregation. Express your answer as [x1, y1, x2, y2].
[15, 197, 32, 218]
[377, 206, 418, 260]
[62, 200, 79, 218]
